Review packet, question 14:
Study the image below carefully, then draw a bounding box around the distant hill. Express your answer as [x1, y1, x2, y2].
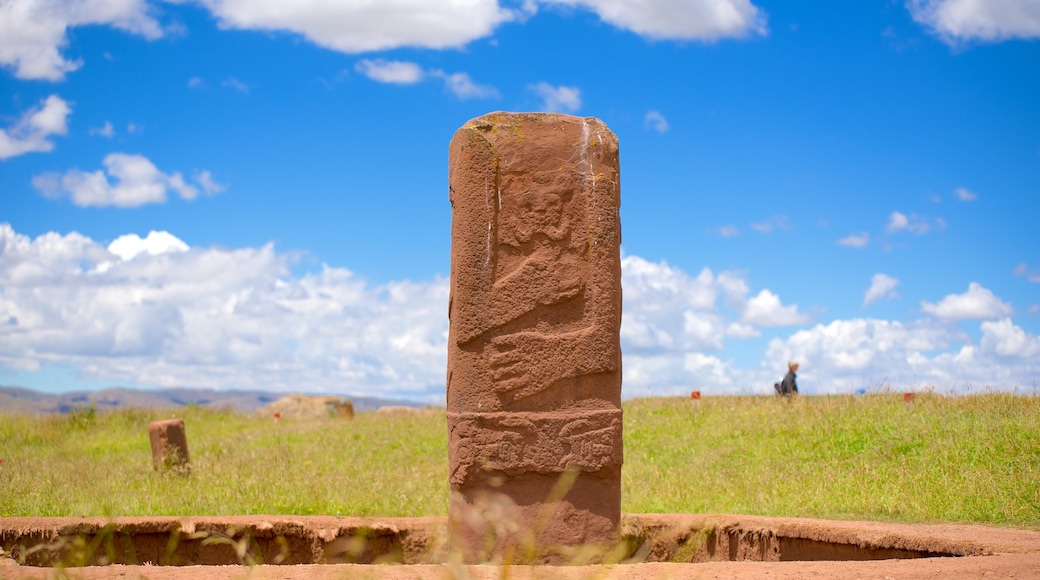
[0, 385, 425, 415]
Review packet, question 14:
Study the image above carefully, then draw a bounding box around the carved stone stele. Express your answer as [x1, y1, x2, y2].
[447, 112, 622, 561]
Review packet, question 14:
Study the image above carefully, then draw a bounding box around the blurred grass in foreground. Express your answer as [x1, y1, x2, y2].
[1, 394, 1037, 528]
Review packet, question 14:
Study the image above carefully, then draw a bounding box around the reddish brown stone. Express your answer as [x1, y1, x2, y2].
[447, 112, 622, 561]
[148, 419, 191, 473]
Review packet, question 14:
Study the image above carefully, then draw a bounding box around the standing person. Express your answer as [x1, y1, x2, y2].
[777, 360, 799, 396]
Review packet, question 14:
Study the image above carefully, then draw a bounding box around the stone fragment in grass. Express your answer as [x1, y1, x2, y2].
[149, 418, 191, 474]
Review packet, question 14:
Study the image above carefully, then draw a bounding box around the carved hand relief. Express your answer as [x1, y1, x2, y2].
[452, 169, 615, 403]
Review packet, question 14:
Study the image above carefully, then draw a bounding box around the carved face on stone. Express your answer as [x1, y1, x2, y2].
[502, 173, 574, 244]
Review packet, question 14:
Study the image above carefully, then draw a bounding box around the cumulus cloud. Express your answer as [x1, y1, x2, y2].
[907, 0, 1040, 43]
[742, 289, 812, 327]
[644, 110, 669, 133]
[838, 232, 870, 248]
[620, 256, 760, 393]
[750, 215, 792, 234]
[528, 82, 582, 113]
[0, 0, 771, 84]
[107, 231, 190, 261]
[187, 0, 517, 53]
[181, 0, 766, 56]
[542, 0, 767, 40]
[954, 186, 977, 201]
[0, 95, 71, 159]
[0, 0, 162, 81]
[621, 256, 733, 352]
[863, 273, 899, 306]
[0, 223, 450, 400]
[980, 318, 1040, 359]
[1014, 263, 1040, 283]
[767, 316, 1040, 393]
[921, 282, 1014, 321]
[1, 225, 1036, 399]
[32, 153, 220, 208]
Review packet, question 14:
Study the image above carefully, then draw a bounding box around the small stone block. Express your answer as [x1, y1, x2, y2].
[149, 418, 190, 472]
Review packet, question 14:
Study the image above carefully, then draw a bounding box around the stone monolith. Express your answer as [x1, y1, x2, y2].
[149, 418, 191, 473]
[447, 112, 622, 561]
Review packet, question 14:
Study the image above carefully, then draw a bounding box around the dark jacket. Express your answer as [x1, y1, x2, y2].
[779, 369, 798, 395]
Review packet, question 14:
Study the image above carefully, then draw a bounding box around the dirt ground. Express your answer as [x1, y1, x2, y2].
[2, 514, 1039, 579]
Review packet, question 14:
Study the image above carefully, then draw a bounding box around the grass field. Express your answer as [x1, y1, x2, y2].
[1, 394, 1037, 529]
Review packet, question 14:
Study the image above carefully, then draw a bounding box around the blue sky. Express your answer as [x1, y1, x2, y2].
[1, 0, 1038, 402]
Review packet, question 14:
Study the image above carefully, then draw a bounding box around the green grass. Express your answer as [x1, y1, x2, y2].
[1, 394, 1037, 528]
[0, 407, 447, 518]
[623, 394, 1040, 527]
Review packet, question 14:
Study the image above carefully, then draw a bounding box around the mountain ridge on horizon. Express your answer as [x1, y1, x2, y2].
[0, 385, 426, 415]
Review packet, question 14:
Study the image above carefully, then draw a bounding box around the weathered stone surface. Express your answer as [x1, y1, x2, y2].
[447, 112, 622, 561]
[148, 418, 190, 473]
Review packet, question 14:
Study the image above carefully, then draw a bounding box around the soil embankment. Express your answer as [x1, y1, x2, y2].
[3, 514, 1040, 578]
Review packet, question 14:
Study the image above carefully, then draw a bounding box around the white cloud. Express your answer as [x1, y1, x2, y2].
[619, 256, 754, 394]
[0, 95, 71, 159]
[742, 289, 812, 327]
[32, 153, 219, 208]
[430, 70, 500, 99]
[750, 215, 792, 234]
[107, 231, 190, 261]
[838, 232, 870, 248]
[354, 60, 498, 99]
[714, 225, 739, 237]
[1, 224, 1036, 399]
[188, 77, 206, 89]
[90, 121, 115, 138]
[355, 59, 425, 84]
[0, 0, 162, 81]
[921, 282, 1014, 321]
[725, 322, 760, 339]
[0, 223, 450, 400]
[863, 273, 899, 306]
[189, 0, 517, 53]
[528, 82, 582, 113]
[1014, 263, 1040, 283]
[764, 312, 1040, 395]
[907, 0, 1040, 43]
[886, 211, 936, 235]
[954, 186, 977, 201]
[980, 318, 1040, 359]
[644, 110, 669, 133]
[542, 0, 767, 40]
